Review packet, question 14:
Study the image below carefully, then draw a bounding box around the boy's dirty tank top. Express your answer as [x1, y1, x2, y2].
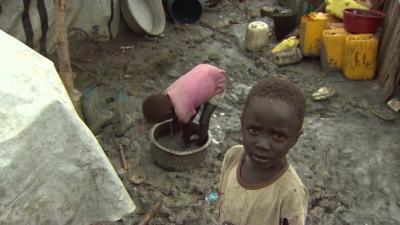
[219, 145, 308, 225]
[165, 64, 227, 123]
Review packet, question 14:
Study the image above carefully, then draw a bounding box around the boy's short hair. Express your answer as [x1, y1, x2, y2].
[142, 93, 172, 123]
[244, 77, 306, 127]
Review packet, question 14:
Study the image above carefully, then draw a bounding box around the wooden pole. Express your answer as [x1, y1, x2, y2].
[119, 144, 129, 171]
[55, 0, 83, 117]
[376, 0, 400, 100]
[137, 202, 162, 225]
[56, 0, 74, 95]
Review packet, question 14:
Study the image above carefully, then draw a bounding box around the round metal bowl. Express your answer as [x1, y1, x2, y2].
[120, 0, 166, 35]
[149, 120, 210, 171]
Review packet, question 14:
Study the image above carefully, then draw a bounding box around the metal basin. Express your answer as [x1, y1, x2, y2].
[149, 120, 210, 170]
[121, 0, 166, 35]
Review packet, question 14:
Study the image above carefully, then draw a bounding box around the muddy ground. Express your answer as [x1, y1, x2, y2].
[64, 1, 400, 224]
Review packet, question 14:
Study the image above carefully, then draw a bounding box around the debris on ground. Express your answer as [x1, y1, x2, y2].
[119, 144, 129, 171]
[312, 86, 336, 101]
[387, 97, 400, 112]
[138, 202, 162, 225]
[205, 192, 219, 204]
[120, 45, 135, 52]
[130, 174, 146, 185]
[370, 109, 396, 121]
[273, 47, 303, 66]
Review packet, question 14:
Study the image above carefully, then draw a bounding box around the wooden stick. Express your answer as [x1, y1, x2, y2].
[55, 0, 83, 118]
[137, 202, 162, 225]
[56, 0, 74, 96]
[119, 144, 129, 171]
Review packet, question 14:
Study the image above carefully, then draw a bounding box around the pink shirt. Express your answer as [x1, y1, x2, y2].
[165, 64, 227, 123]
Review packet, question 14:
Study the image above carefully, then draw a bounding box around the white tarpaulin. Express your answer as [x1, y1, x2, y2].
[0, 30, 135, 224]
[0, 0, 120, 55]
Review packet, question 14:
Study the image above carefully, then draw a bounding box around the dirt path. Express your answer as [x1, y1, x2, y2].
[66, 1, 400, 224]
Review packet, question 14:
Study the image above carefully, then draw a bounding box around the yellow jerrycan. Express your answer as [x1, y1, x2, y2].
[321, 28, 347, 71]
[343, 34, 378, 80]
[300, 13, 329, 57]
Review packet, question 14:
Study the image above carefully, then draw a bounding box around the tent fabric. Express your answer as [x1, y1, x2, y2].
[0, 0, 120, 56]
[0, 30, 135, 225]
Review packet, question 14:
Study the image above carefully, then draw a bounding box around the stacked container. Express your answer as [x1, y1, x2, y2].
[300, 13, 329, 56]
[343, 34, 378, 80]
[321, 28, 347, 71]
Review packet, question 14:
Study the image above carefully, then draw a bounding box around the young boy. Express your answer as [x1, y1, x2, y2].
[219, 78, 308, 225]
[142, 64, 227, 145]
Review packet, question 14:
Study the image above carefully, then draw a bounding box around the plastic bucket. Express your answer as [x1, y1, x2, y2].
[166, 0, 204, 23]
[343, 8, 386, 34]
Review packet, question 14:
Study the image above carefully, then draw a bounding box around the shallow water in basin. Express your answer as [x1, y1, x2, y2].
[156, 134, 200, 152]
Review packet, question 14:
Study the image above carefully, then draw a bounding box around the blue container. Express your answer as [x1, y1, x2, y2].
[167, 0, 204, 24]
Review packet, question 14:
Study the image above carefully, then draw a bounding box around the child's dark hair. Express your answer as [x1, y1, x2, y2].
[244, 77, 306, 126]
[142, 93, 173, 123]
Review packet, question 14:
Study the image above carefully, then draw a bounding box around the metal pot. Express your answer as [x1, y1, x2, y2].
[149, 120, 210, 170]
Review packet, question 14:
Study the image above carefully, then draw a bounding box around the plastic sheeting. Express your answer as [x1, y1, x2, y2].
[0, 0, 120, 55]
[0, 30, 135, 225]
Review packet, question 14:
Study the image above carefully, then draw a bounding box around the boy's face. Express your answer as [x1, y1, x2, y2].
[241, 96, 301, 169]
